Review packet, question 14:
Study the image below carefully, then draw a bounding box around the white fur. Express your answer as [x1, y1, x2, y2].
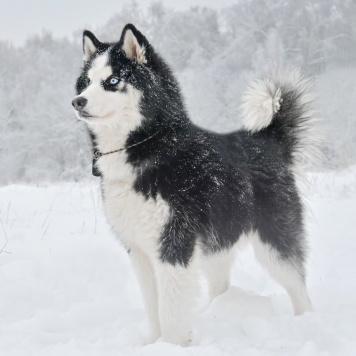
[155, 255, 200, 345]
[250, 232, 312, 315]
[129, 248, 161, 343]
[241, 79, 282, 132]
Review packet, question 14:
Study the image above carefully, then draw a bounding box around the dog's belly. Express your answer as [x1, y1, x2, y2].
[102, 179, 170, 252]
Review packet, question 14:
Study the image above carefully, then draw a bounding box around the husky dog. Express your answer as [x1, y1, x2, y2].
[72, 24, 315, 346]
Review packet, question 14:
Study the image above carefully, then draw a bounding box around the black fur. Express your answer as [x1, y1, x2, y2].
[75, 24, 308, 270]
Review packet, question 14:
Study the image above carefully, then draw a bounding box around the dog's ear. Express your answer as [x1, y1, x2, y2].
[120, 24, 149, 64]
[83, 30, 101, 61]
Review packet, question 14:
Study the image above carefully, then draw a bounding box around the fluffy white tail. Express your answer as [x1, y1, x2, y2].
[241, 69, 321, 168]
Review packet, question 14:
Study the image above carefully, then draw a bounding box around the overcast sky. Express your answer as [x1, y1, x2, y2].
[0, 0, 237, 46]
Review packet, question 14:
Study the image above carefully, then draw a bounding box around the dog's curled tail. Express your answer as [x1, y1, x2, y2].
[241, 69, 321, 169]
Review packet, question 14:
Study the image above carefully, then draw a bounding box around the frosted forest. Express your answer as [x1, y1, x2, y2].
[0, 0, 355, 183]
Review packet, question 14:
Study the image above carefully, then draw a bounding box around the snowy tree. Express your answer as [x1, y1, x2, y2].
[1, 1, 356, 183]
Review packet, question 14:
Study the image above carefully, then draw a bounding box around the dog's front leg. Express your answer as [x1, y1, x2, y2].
[154, 256, 199, 346]
[129, 247, 161, 343]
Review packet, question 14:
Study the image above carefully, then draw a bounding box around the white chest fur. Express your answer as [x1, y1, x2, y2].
[99, 152, 170, 253]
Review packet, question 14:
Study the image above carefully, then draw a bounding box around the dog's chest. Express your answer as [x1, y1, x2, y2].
[99, 155, 170, 251]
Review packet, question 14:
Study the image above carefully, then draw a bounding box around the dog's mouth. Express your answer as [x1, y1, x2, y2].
[78, 110, 92, 119]
[76, 110, 114, 120]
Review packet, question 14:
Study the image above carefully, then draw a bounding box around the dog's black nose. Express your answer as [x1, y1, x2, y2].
[72, 97, 88, 111]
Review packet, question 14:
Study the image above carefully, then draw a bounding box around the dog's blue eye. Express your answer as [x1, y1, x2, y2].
[109, 77, 119, 85]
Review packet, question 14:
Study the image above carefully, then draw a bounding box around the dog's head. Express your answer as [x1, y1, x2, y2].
[72, 24, 181, 133]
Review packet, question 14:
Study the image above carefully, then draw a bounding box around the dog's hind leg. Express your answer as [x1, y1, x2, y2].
[129, 248, 161, 343]
[250, 232, 312, 315]
[201, 247, 236, 301]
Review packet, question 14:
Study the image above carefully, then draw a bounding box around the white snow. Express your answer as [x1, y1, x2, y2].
[1, 168, 356, 355]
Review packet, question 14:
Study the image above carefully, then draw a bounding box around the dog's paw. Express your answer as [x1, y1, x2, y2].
[142, 329, 161, 345]
[159, 330, 196, 347]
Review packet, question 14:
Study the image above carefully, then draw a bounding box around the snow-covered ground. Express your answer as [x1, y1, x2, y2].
[1, 168, 355, 356]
